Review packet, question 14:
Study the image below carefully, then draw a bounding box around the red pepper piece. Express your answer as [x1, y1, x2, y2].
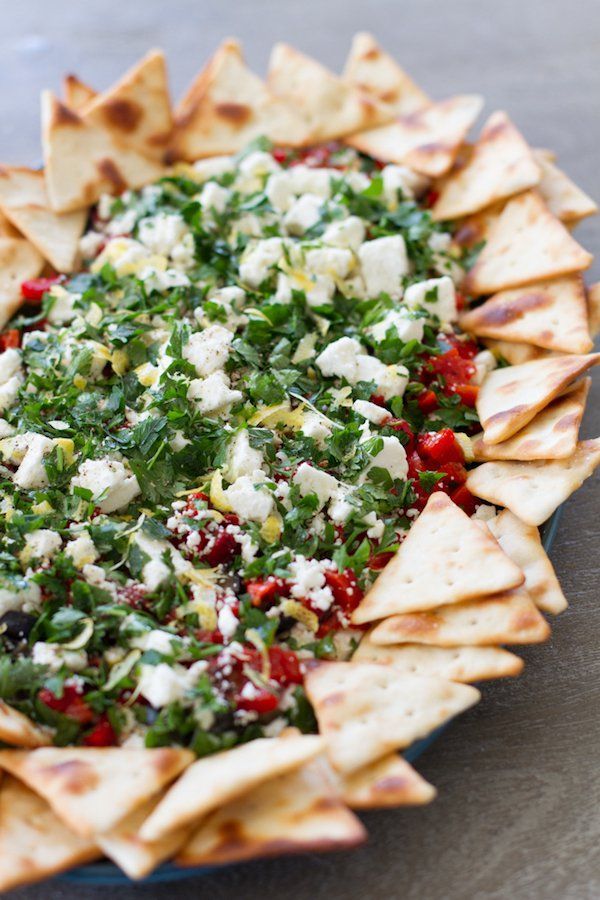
[38, 686, 95, 724]
[235, 687, 279, 714]
[21, 275, 63, 303]
[203, 528, 239, 567]
[82, 715, 117, 746]
[452, 383, 479, 407]
[267, 647, 303, 685]
[417, 389, 439, 414]
[324, 568, 363, 615]
[0, 329, 20, 351]
[368, 550, 395, 571]
[387, 418, 415, 453]
[430, 348, 476, 385]
[246, 576, 287, 607]
[450, 484, 478, 516]
[417, 428, 464, 466]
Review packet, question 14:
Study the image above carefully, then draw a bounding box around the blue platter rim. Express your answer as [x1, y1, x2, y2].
[60, 505, 563, 885]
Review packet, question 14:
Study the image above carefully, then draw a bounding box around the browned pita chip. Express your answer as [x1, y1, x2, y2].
[587, 282, 600, 339]
[41, 91, 164, 212]
[465, 191, 593, 295]
[346, 94, 483, 177]
[460, 275, 593, 354]
[471, 379, 590, 461]
[171, 39, 309, 161]
[0, 166, 86, 272]
[369, 587, 550, 647]
[0, 747, 193, 837]
[342, 32, 430, 116]
[340, 753, 436, 808]
[353, 639, 523, 681]
[83, 50, 173, 162]
[63, 74, 97, 112]
[0, 775, 99, 892]
[476, 353, 599, 444]
[268, 42, 391, 143]
[304, 662, 479, 773]
[453, 200, 505, 249]
[351, 492, 523, 625]
[432, 111, 540, 221]
[482, 337, 551, 365]
[0, 236, 45, 329]
[488, 509, 567, 614]
[534, 150, 598, 224]
[0, 701, 51, 748]
[467, 438, 600, 526]
[0, 210, 19, 237]
[177, 758, 366, 866]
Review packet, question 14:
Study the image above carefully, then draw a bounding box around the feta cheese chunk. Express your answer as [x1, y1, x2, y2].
[300, 412, 332, 447]
[472, 349, 497, 385]
[289, 556, 334, 612]
[137, 213, 188, 256]
[138, 663, 192, 708]
[0, 432, 55, 489]
[22, 529, 62, 562]
[187, 371, 243, 416]
[0, 578, 41, 617]
[192, 155, 234, 181]
[46, 286, 78, 324]
[366, 435, 408, 481]
[370, 309, 425, 344]
[134, 531, 188, 592]
[239, 238, 286, 287]
[224, 472, 274, 523]
[353, 399, 390, 425]
[0, 348, 23, 413]
[378, 364, 410, 401]
[226, 430, 264, 480]
[381, 164, 428, 206]
[66, 531, 99, 568]
[404, 276, 457, 325]
[183, 325, 233, 377]
[358, 235, 409, 300]
[198, 181, 231, 217]
[315, 336, 366, 382]
[293, 462, 339, 510]
[284, 194, 322, 235]
[315, 337, 408, 400]
[322, 216, 366, 251]
[305, 247, 354, 279]
[32, 642, 88, 673]
[71, 457, 140, 513]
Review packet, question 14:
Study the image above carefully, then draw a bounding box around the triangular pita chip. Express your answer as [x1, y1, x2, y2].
[304, 662, 479, 774]
[340, 753, 436, 808]
[63, 74, 97, 112]
[171, 39, 309, 161]
[475, 353, 599, 444]
[369, 587, 550, 647]
[432, 111, 540, 221]
[460, 275, 593, 354]
[267, 42, 391, 143]
[0, 210, 19, 237]
[465, 190, 593, 295]
[0, 236, 45, 329]
[488, 509, 567, 614]
[534, 150, 598, 224]
[482, 337, 551, 366]
[0, 167, 86, 272]
[587, 282, 600, 339]
[140, 732, 323, 842]
[96, 793, 191, 880]
[41, 91, 164, 212]
[353, 639, 523, 681]
[345, 94, 483, 177]
[351, 492, 524, 625]
[453, 200, 505, 249]
[83, 50, 173, 162]
[0, 747, 193, 837]
[0, 775, 99, 892]
[0, 700, 51, 748]
[467, 438, 600, 526]
[471, 379, 590, 461]
[177, 758, 366, 866]
[342, 32, 430, 116]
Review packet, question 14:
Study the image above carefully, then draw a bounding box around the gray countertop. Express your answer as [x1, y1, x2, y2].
[3, 1, 600, 897]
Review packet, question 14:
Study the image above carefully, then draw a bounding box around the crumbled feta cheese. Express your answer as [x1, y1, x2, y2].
[315, 336, 366, 382]
[138, 663, 191, 708]
[364, 512, 385, 539]
[377, 364, 409, 401]
[289, 555, 334, 612]
[288, 165, 337, 198]
[224, 472, 274, 523]
[79, 230, 105, 258]
[305, 246, 354, 279]
[217, 605, 239, 640]
[239, 238, 286, 287]
[46, 287, 78, 324]
[187, 371, 243, 415]
[283, 194, 322, 236]
[238, 150, 280, 183]
[1, 432, 55, 489]
[0, 418, 15, 439]
[226, 430, 264, 480]
[131, 629, 179, 655]
[32, 642, 88, 673]
[198, 181, 231, 217]
[0, 374, 22, 414]
[293, 462, 339, 510]
[370, 309, 425, 344]
[66, 531, 98, 568]
[358, 235, 409, 300]
[0, 578, 41, 617]
[322, 216, 366, 251]
[353, 399, 390, 425]
[473, 349, 497, 385]
[381, 164, 428, 206]
[71, 457, 140, 513]
[404, 276, 457, 325]
[183, 325, 233, 377]
[134, 532, 188, 592]
[192, 155, 234, 181]
[0, 348, 23, 413]
[300, 412, 332, 447]
[23, 529, 62, 561]
[265, 171, 296, 212]
[365, 435, 408, 481]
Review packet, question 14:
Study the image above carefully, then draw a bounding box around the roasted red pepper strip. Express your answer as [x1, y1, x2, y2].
[21, 275, 63, 303]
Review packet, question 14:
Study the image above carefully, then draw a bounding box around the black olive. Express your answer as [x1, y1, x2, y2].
[219, 572, 243, 595]
[0, 611, 36, 640]
[276, 615, 296, 636]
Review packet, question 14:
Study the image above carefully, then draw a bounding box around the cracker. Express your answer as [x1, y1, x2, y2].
[353, 639, 523, 681]
[340, 753, 436, 808]
[0, 236, 44, 329]
[534, 150, 598, 224]
[0, 700, 51, 748]
[342, 32, 429, 116]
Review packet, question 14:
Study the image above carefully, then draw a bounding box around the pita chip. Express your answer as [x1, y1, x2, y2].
[453, 200, 505, 249]
[346, 94, 483, 177]
[587, 282, 600, 339]
[488, 509, 567, 614]
[41, 91, 164, 212]
[342, 32, 430, 116]
[304, 662, 479, 774]
[177, 758, 366, 867]
[0, 775, 99, 892]
[351, 492, 523, 625]
[534, 151, 598, 225]
[369, 587, 550, 647]
[466, 439, 600, 525]
[63, 73, 97, 112]
[0, 236, 45, 329]
[0, 700, 51, 748]
[482, 337, 551, 366]
[432, 111, 540, 221]
[0, 747, 193, 837]
[353, 639, 523, 681]
[471, 379, 590, 461]
[340, 753, 436, 808]
[267, 42, 391, 143]
[83, 50, 173, 162]
[140, 732, 324, 842]
[0, 210, 19, 237]
[0, 166, 86, 272]
[465, 191, 592, 295]
[460, 275, 593, 354]
[476, 353, 599, 444]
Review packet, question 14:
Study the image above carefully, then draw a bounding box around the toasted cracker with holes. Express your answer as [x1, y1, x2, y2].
[42, 91, 164, 212]
[0, 775, 100, 892]
[0, 166, 86, 272]
[342, 32, 430, 116]
[353, 639, 523, 681]
[304, 662, 479, 774]
[341, 753, 436, 809]
[534, 151, 598, 224]
[460, 275, 593, 354]
[476, 353, 599, 444]
[140, 732, 324, 843]
[369, 587, 549, 647]
[472, 379, 590, 461]
[171, 40, 309, 161]
[488, 509, 567, 613]
[351, 492, 523, 625]
[432, 111, 540, 221]
[465, 190, 592, 295]
[177, 757, 365, 866]
[0, 235, 44, 329]
[0, 701, 51, 748]
[587, 282, 600, 338]
[63, 74, 97, 112]
[0, 747, 193, 837]
[346, 94, 483, 177]
[467, 438, 600, 526]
